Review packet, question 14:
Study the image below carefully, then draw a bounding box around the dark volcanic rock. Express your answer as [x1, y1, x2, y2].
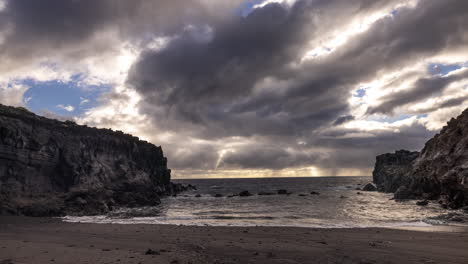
[0, 104, 188, 216]
[145, 249, 160, 255]
[393, 186, 414, 200]
[372, 108, 468, 209]
[258, 191, 275, 196]
[362, 183, 377, 192]
[239, 190, 252, 197]
[416, 200, 429, 206]
[406, 110, 468, 209]
[277, 189, 290, 195]
[372, 150, 419, 193]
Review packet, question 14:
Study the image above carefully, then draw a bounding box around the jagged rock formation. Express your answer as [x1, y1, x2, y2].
[0, 104, 190, 216]
[372, 108, 468, 209]
[372, 150, 420, 193]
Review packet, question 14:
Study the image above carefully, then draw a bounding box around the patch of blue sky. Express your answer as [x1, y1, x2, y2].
[22, 75, 111, 117]
[354, 88, 366, 98]
[236, 0, 266, 17]
[428, 63, 464, 76]
[369, 114, 422, 124]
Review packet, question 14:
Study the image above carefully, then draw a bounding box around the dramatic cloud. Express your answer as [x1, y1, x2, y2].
[1, 0, 467, 177]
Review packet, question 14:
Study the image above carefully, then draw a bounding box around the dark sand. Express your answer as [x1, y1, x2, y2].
[0, 217, 467, 264]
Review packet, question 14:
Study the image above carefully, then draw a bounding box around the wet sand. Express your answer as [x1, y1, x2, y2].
[0, 217, 467, 264]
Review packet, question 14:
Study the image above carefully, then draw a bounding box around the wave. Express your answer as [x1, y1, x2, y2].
[62, 215, 435, 229]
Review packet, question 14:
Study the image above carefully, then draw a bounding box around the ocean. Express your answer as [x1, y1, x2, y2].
[64, 177, 468, 228]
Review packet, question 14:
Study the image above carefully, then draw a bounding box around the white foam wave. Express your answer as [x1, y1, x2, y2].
[62, 215, 433, 229]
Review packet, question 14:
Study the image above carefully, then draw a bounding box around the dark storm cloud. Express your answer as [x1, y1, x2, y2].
[219, 145, 322, 170]
[333, 115, 355, 126]
[129, 0, 350, 139]
[418, 96, 468, 114]
[0, 0, 241, 70]
[313, 121, 436, 169]
[2, 0, 467, 172]
[1, 0, 129, 64]
[368, 70, 468, 115]
[125, 0, 468, 171]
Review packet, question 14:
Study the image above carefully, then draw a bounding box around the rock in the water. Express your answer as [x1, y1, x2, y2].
[372, 150, 419, 193]
[145, 249, 160, 255]
[363, 183, 377, 192]
[416, 200, 429, 206]
[277, 189, 290, 195]
[213, 194, 223, 198]
[0, 104, 188, 216]
[310, 191, 320, 195]
[258, 191, 275, 196]
[239, 191, 252, 197]
[195, 194, 202, 198]
[394, 186, 414, 200]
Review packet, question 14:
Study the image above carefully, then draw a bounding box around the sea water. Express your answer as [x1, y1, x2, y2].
[63, 177, 468, 228]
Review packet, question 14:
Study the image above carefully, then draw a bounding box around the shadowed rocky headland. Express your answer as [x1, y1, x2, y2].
[372, 108, 468, 209]
[0, 104, 192, 216]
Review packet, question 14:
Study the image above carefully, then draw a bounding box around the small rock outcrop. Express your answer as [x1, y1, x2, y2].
[239, 190, 252, 197]
[372, 108, 468, 209]
[362, 183, 377, 192]
[0, 104, 189, 216]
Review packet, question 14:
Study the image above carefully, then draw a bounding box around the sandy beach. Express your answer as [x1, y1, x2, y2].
[0, 217, 467, 264]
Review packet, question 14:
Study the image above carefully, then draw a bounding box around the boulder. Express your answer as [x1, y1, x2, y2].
[363, 183, 377, 192]
[416, 200, 429, 206]
[239, 191, 252, 197]
[258, 191, 275, 196]
[394, 186, 414, 200]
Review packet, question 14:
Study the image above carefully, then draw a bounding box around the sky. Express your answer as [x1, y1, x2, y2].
[0, 0, 467, 179]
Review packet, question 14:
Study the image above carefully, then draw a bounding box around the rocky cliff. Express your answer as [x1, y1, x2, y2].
[0, 104, 189, 216]
[372, 108, 468, 209]
[373, 150, 420, 193]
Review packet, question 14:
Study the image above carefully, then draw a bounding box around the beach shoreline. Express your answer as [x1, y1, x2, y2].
[1, 216, 467, 264]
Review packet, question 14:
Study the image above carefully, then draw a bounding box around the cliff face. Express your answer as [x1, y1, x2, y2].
[372, 150, 419, 193]
[0, 104, 184, 216]
[408, 109, 468, 208]
[372, 108, 468, 209]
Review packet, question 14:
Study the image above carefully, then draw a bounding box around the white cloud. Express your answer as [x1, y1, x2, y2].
[302, 0, 419, 61]
[57, 104, 75, 112]
[80, 97, 90, 105]
[253, 0, 297, 9]
[0, 83, 29, 107]
[421, 106, 467, 131]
